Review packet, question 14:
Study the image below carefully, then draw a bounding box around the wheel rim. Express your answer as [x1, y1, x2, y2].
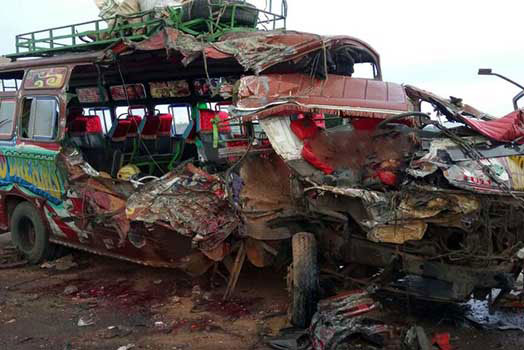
[17, 217, 36, 253]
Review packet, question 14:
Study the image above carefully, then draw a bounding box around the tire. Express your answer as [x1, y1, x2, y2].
[182, 0, 258, 27]
[290, 232, 319, 328]
[10, 202, 54, 264]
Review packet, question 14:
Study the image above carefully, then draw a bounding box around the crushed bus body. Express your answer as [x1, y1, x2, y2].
[1, 0, 524, 329]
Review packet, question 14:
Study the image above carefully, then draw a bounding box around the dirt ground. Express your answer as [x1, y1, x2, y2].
[2, 233, 524, 350]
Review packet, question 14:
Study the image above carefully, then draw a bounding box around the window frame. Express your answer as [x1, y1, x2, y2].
[0, 98, 17, 140]
[167, 104, 192, 137]
[19, 95, 60, 142]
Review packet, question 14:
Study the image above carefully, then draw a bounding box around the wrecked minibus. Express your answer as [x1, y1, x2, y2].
[2, 0, 524, 328]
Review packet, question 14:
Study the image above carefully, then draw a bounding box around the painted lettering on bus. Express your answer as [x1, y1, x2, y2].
[0, 152, 62, 200]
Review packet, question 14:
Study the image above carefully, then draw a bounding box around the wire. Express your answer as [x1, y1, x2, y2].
[116, 60, 164, 174]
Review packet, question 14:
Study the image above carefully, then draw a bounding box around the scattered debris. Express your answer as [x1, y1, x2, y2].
[41, 255, 78, 271]
[100, 325, 133, 339]
[310, 291, 392, 350]
[116, 344, 135, 350]
[64, 285, 79, 296]
[267, 328, 310, 350]
[154, 321, 172, 333]
[77, 316, 95, 327]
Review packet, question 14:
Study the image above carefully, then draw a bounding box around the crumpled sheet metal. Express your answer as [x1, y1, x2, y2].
[58, 147, 100, 181]
[444, 158, 512, 193]
[368, 221, 428, 245]
[126, 165, 239, 252]
[118, 28, 381, 75]
[210, 31, 382, 76]
[58, 147, 132, 242]
[310, 290, 390, 350]
[232, 74, 410, 120]
[307, 182, 480, 244]
[409, 137, 516, 193]
[404, 84, 493, 122]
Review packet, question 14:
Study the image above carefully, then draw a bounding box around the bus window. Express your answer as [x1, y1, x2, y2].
[168, 105, 192, 136]
[0, 99, 16, 138]
[20, 97, 59, 140]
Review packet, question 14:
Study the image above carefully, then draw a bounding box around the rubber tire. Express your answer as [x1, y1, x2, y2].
[10, 202, 53, 264]
[290, 232, 319, 328]
[182, 0, 258, 27]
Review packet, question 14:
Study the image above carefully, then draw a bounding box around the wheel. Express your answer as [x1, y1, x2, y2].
[10, 202, 54, 264]
[182, 0, 258, 28]
[289, 232, 319, 328]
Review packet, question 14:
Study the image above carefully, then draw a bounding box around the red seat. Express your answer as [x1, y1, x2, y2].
[199, 110, 231, 133]
[123, 115, 142, 153]
[158, 114, 173, 136]
[139, 114, 160, 154]
[111, 119, 131, 143]
[126, 115, 142, 137]
[157, 114, 173, 154]
[140, 114, 160, 140]
[69, 115, 104, 148]
[70, 116, 88, 135]
[85, 116, 103, 134]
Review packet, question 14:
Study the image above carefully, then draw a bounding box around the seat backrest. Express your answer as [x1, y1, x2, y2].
[156, 114, 173, 155]
[109, 119, 131, 142]
[70, 116, 88, 135]
[126, 115, 143, 137]
[198, 110, 231, 134]
[158, 114, 173, 137]
[84, 115, 105, 148]
[85, 115, 103, 134]
[69, 115, 88, 147]
[140, 114, 160, 140]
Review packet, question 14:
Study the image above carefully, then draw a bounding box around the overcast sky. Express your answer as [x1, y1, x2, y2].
[1, 0, 523, 116]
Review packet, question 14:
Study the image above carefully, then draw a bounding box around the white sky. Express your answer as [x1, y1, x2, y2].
[1, 0, 523, 116]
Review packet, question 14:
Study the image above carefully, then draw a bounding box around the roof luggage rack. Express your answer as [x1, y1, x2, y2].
[6, 0, 287, 60]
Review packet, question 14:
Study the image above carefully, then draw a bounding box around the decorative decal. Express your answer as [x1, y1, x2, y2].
[0, 149, 63, 203]
[110, 84, 146, 101]
[77, 87, 109, 103]
[149, 80, 191, 98]
[24, 67, 68, 89]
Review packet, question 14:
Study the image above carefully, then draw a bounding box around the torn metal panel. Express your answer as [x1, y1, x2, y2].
[117, 28, 382, 78]
[210, 31, 382, 77]
[306, 183, 480, 242]
[239, 154, 298, 241]
[368, 221, 427, 245]
[233, 74, 411, 120]
[126, 164, 239, 252]
[405, 84, 494, 121]
[310, 291, 391, 350]
[443, 158, 512, 193]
